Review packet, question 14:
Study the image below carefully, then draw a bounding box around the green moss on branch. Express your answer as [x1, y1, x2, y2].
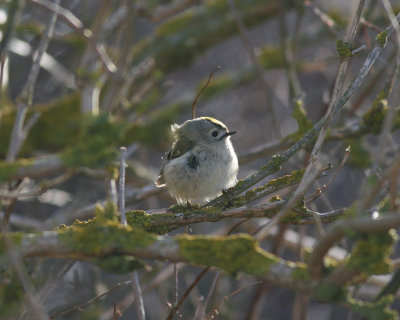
[347, 230, 396, 275]
[177, 233, 280, 275]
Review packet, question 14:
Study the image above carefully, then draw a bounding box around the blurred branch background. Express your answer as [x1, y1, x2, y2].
[1, 0, 400, 319]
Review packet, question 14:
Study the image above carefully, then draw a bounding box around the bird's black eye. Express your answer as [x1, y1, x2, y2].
[211, 130, 218, 137]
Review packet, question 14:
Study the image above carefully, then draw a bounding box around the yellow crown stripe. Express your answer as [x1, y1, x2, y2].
[200, 117, 226, 129]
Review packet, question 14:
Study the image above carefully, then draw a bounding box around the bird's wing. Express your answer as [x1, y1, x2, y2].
[155, 140, 194, 187]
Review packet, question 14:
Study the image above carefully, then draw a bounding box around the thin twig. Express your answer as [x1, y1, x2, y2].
[225, 218, 250, 236]
[131, 271, 146, 320]
[1, 178, 26, 227]
[254, 164, 327, 241]
[205, 281, 263, 320]
[0, 0, 24, 56]
[0, 170, 75, 199]
[306, 146, 351, 204]
[6, 0, 60, 162]
[381, 0, 400, 47]
[198, 270, 220, 320]
[28, 0, 117, 74]
[174, 263, 179, 307]
[303, 0, 343, 37]
[118, 147, 146, 319]
[0, 54, 6, 95]
[38, 260, 76, 307]
[370, 61, 399, 177]
[226, 0, 280, 136]
[113, 302, 121, 320]
[101, 1, 138, 112]
[0, 210, 50, 319]
[238, 140, 291, 165]
[241, 283, 267, 320]
[49, 280, 131, 319]
[192, 66, 220, 119]
[99, 264, 183, 320]
[151, 0, 200, 22]
[18, 0, 60, 105]
[119, 147, 127, 226]
[165, 267, 210, 320]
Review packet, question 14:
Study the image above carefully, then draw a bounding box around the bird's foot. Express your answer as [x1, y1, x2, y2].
[221, 187, 236, 207]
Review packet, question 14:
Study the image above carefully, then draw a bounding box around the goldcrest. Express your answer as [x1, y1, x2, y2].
[156, 117, 239, 204]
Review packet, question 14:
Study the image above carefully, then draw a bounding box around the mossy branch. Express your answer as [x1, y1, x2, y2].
[127, 201, 346, 234]
[1, 215, 397, 319]
[308, 213, 400, 279]
[0, 220, 308, 285]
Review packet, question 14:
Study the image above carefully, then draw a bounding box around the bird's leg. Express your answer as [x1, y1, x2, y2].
[184, 200, 193, 233]
[186, 199, 194, 209]
[222, 187, 236, 207]
[222, 187, 235, 198]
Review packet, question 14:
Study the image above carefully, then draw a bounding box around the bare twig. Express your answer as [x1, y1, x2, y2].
[119, 147, 127, 226]
[0, 211, 43, 229]
[381, 0, 400, 47]
[113, 302, 121, 320]
[8, 38, 75, 88]
[49, 280, 131, 319]
[118, 147, 146, 319]
[165, 267, 210, 320]
[118, 57, 155, 110]
[241, 283, 267, 320]
[0, 0, 24, 57]
[101, 2, 140, 112]
[254, 164, 326, 241]
[18, 1, 60, 105]
[198, 270, 220, 320]
[151, 0, 200, 22]
[99, 264, 184, 320]
[28, 0, 117, 74]
[0, 54, 6, 95]
[0, 170, 74, 199]
[174, 263, 179, 307]
[370, 63, 399, 176]
[306, 147, 351, 204]
[132, 271, 146, 320]
[205, 281, 262, 320]
[1, 204, 50, 320]
[238, 140, 291, 164]
[37, 260, 76, 308]
[360, 157, 400, 213]
[226, 0, 280, 136]
[192, 66, 220, 119]
[303, 0, 343, 37]
[6, 0, 60, 162]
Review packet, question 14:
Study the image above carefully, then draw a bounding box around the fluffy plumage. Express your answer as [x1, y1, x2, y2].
[156, 117, 239, 204]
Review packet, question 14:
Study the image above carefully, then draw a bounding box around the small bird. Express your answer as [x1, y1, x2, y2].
[156, 117, 239, 204]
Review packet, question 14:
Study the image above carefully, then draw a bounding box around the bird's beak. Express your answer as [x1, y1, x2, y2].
[222, 131, 238, 139]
